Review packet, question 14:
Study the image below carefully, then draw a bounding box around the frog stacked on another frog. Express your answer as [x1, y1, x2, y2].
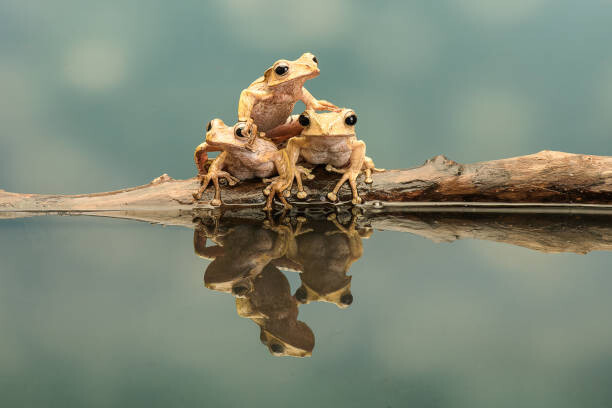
[193, 52, 341, 209]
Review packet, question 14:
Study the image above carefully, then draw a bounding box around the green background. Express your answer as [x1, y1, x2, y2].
[1, 0, 611, 194]
[1, 1, 612, 407]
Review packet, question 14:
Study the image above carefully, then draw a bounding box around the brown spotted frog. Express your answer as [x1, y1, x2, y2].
[286, 109, 384, 204]
[192, 119, 293, 210]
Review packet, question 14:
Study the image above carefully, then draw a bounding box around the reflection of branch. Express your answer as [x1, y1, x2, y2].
[367, 212, 612, 254]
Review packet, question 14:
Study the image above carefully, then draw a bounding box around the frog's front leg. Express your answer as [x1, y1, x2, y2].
[194, 142, 222, 175]
[192, 152, 240, 206]
[263, 150, 294, 211]
[300, 87, 341, 112]
[325, 140, 366, 205]
[285, 136, 315, 199]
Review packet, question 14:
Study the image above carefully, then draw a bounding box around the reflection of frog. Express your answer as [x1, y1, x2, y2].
[237, 264, 314, 357]
[195, 221, 294, 296]
[286, 109, 384, 204]
[192, 119, 293, 210]
[194, 217, 313, 357]
[291, 213, 372, 308]
[238, 52, 339, 141]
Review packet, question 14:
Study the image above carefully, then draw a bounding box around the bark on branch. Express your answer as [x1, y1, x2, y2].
[1, 150, 611, 213]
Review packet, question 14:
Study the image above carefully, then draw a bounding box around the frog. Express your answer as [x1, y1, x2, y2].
[236, 264, 315, 357]
[192, 119, 293, 211]
[285, 108, 384, 204]
[291, 212, 372, 308]
[193, 53, 338, 175]
[238, 52, 340, 142]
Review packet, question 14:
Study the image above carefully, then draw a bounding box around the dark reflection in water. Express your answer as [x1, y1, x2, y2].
[194, 211, 371, 357]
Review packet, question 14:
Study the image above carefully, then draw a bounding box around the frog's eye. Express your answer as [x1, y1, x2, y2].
[340, 293, 353, 306]
[206, 121, 212, 132]
[270, 343, 284, 354]
[235, 125, 247, 138]
[298, 114, 310, 127]
[274, 64, 289, 76]
[312, 56, 318, 64]
[232, 285, 248, 296]
[345, 114, 357, 126]
[295, 287, 307, 303]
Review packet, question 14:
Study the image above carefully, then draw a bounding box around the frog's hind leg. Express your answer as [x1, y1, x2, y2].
[362, 156, 385, 184]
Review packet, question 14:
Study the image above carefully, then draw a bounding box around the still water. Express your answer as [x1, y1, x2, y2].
[1, 210, 611, 407]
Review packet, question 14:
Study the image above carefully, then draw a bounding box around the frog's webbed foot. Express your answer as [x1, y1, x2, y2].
[311, 100, 341, 112]
[193, 170, 240, 206]
[326, 166, 363, 205]
[363, 156, 385, 184]
[263, 176, 293, 212]
[263, 177, 292, 198]
[294, 166, 314, 199]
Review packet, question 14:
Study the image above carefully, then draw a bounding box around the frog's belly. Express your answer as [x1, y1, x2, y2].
[300, 147, 351, 168]
[300, 138, 352, 167]
[252, 102, 296, 132]
[226, 159, 276, 180]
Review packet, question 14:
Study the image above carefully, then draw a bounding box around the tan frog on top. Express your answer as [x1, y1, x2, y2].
[194, 53, 339, 173]
[286, 109, 384, 204]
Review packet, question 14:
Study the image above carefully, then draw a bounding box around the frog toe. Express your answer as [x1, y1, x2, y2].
[327, 192, 338, 202]
[297, 191, 307, 199]
[211, 198, 222, 206]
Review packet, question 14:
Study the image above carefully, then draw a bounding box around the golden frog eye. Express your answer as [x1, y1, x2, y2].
[345, 114, 357, 126]
[298, 114, 310, 127]
[312, 56, 318, 64]
[235, 125, 247, 138]
[274, 64, 289, 76]
[206, 121, 212, 132]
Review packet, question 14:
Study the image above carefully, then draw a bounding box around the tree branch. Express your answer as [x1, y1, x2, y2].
[1, 151, 611, 214]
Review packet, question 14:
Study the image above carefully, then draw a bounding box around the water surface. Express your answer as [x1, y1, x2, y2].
[1, 211, 611, 407]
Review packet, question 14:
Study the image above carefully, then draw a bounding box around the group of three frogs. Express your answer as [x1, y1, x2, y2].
[192, 52, 382, 210]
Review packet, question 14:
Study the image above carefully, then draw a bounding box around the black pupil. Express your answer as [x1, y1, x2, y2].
[345, 115, 357, 126]
[298, 114, 310, 126]
[236, 126, 244, 137]
[312, 56, 318, 63]
[206, 121, 212, 131]
[270, 343, 284, 353]
[275, 65, 288, 75]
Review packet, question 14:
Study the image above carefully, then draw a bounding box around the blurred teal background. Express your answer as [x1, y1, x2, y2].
[2, 1, 612, 407]
[1, 0, 611, 194]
